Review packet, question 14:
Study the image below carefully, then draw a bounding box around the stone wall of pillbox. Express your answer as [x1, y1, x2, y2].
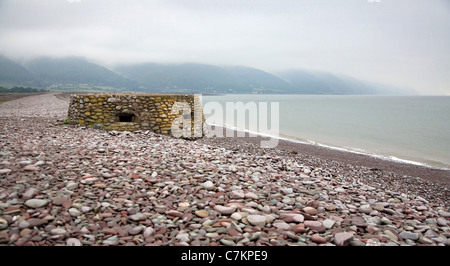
[67, 93, 205, 139]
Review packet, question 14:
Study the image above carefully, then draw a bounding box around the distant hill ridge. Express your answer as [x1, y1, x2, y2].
[0, 55, 412, 95]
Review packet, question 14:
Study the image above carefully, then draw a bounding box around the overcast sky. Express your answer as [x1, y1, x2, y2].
[0, 0, 449, 94]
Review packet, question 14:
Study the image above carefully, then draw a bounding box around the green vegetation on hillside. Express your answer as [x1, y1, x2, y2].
[0, 55, 43, 88]
[0, 55, 412, 95]
[0, 86, 48, 93]
[25, 57, 138, 89]
[114, 63, 297, 94]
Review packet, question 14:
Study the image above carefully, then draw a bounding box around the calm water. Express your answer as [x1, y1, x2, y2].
[201, 95, 450, 169]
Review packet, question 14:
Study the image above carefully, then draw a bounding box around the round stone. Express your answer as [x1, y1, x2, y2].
[418, 236, 434, 245]
[325, 204, 336, 211]
[66, 182, 78, 190]
[229, 190, 245, 199]
[143, 227, 155, 238]
[279, 213, 304, 223]
[304, 220, 326, 233]
[292, 225, 305, 234]
[231, 212, 248, 221]
[311, 234, 327, 244]
[67, 238, 82, 246]
[323, 219, 335, 229]
[129, 213, 146, 221]
[103, 235, 119, 245]
[303, 207, 318, 215]
[128, 226, 144, 235]
[50, 228, 67, 235]
[195, 210, 210, 218]
[202, 181, 214, 191]
[247, 215, 267, 227]
[245, 192, 259, 200]
[23, 165, 40, 171]
[25, 199, 48, 208]
[358, 205, 373, 214]
[27, 218, 47, 227]
[437, 217, 448, 226]
[0, 169, 12, 174]
[214, 205, 237, 215]
[273, 221, 291, 230]
[334, 232, 354, 246]
[399, 231, 419, 241]
[68, 208, 81, 216]
[438, 210, 450, 218]
[220, 239, 235, 246]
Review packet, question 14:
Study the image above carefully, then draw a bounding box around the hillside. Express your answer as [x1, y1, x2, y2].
[116, 63, 410, 95]
[220, 65, 296, 93]
[0, 55, 43, 87]
[276, 69, 407, 95]
[24, 57, 137, 91]
[115, 63, 237, 93]
[114, 63, 297, 94]
[0, 55, 412, 95]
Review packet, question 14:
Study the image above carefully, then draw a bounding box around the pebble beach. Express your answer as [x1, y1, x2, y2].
[0, 92, 449, 246]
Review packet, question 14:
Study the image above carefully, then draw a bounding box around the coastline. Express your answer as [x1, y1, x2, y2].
[202, 124, 450, 185]
[199, 124, 449, 208]
[280, 135, 450, 171]
[202, 94, 450, 172]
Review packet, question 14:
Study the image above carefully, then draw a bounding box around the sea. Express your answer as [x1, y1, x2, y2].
[201, 94, 450, 170]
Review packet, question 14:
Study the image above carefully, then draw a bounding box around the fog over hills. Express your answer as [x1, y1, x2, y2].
[276, 69, 413, 95]
[0, 55, 43, 88]
[114, 63, 297, 94]
[25, 57, 137, 89]
[0, 55, 413, 95]
[1, 1, 448, 95]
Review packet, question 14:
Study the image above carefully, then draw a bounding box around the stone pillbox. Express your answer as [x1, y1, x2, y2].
[67, 93, 205, 139]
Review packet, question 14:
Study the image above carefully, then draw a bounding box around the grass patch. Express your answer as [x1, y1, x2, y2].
[47, 85, 127, 93]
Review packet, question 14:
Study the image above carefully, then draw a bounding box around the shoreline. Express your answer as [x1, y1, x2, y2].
[280, 135, 450, 171]
[202, 124, 450, 187]
[0, 92, 449, 247]
[208, 123, 450, 171]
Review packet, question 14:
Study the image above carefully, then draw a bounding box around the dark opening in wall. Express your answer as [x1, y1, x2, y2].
[117, 113, 135, 122]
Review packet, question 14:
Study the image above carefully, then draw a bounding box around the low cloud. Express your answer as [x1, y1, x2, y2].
[0, 0, 449, 94]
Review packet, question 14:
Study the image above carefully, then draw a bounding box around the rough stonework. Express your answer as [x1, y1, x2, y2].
[67, 93, 205, 138]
